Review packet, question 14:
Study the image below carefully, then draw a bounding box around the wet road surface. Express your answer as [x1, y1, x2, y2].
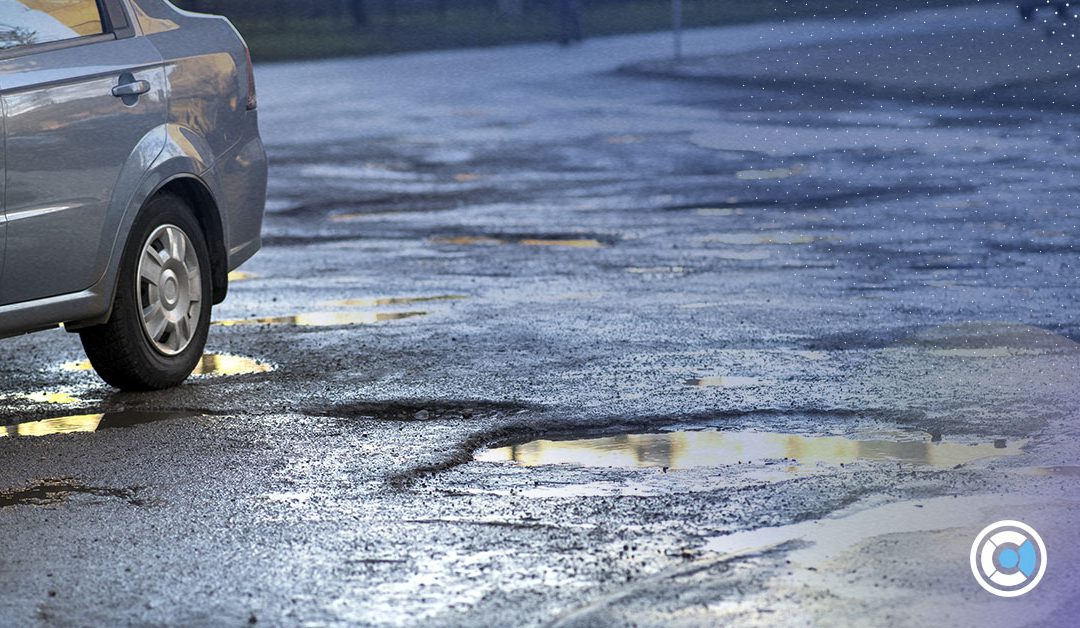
[2, 5, 1080, 626]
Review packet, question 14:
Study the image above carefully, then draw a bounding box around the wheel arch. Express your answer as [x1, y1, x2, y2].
[154, 176, 230, 305]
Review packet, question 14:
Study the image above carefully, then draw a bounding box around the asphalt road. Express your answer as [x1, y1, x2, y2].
[2, 5, 1079, 626]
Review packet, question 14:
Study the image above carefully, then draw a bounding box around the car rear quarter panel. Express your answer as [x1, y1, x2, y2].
[131, 0, 266, 269]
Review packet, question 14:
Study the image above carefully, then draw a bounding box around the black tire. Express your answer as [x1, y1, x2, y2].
[80, 193, 213, 391]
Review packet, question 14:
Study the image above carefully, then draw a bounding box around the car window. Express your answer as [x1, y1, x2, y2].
[0, 0, 106, 51]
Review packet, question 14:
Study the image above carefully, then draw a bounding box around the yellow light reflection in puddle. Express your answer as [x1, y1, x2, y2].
[432, 236, 503, 246]
[1, 411, 200, 439]
[626, 266, 687, 274]
[191, 354, 274, 376]
[330, 211, 411, 222]
[62, 353, 273, 377]
[228, 271, 257, 282]
[476, 430, 1026, 471]
[432, 236, 604, 248]
[696, 208, 739, 216]
[927, 348, 1046, 358]
[520, 239, 604, 249]
[1, 414, 103, 438]
[215, 311, 427, 327]
[325, 295, 467, 308]
[21, 391, 81, 405]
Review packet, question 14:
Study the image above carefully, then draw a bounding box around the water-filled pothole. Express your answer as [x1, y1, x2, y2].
[325, 294, 467, 308]
[63, 353, 273, 377]
[215, 311, 427, 327]
[319, 399, 534, 421]
[476, 429, 1024, 470]
[431, 236, 605, 248]
[0, 478, 144, 508]
[1, 410, 202, 439]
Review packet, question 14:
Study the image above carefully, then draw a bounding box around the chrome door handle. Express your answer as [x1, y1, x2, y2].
[112, 80, 151, 98]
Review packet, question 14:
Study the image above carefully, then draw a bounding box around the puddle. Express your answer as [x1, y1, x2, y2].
[215, 311, 427, 327]
[192, 354, 274, 376]
[20, 391, 82, 405]
[520, 239, 604, 249]
[325, 294, 467, 308]
[687, 376, 773, 388]
[476, 429, 1025, 471]
[703, 493, 1040, 567]
[2, 414, 103, 437]
[695, 208, 741, 216]
[626, 266, 688, 275]
[329, 211, 412, 222]
[1013, 466, 1080, 477]
[62, 353, 273, 377]
[700, 233, 817, 245]
[1, 410, 202, 439]
[605, 134, 644, 144]
[0, 478, 143, 508]
[735, 166, 804, 180]
[228, 271, 257, 282]
[432, 236, 605, 248]
[433, 236, 503, 246]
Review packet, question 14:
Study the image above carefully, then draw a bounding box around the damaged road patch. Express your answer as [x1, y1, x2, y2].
[0, 478, 146, 509]
[315, 399, 536, 422]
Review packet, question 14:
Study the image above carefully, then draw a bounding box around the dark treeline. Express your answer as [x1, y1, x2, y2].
[174, 0, 591, 25]
[170, 0, 966, 60]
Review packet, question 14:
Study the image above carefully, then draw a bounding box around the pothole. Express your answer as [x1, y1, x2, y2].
[63, 353, 274, 377]
[0, 478, 145, 508]
[318, 399, 534, 422]
[1, 410, 203, 439]
[735, 165, 805, 180]
[698, 232, 818, 246]
[215, 293, 467, 327]
[190, 354, 275, 376]
[475, 428, 1025, 471]
[215, 311, 427, 327]
[430, 235, 606, 248]
[626, 266, 690, 275]
[323, 294, 468, 308]
[17, 391, 83, 405]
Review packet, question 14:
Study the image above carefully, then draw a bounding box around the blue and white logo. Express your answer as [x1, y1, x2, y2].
[970, 520, 1046, 597]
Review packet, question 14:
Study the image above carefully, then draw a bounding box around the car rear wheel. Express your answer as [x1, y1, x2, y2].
[80, 192, 212, 390]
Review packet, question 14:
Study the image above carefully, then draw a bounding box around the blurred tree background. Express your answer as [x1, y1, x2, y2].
[170, 0, 964, 61]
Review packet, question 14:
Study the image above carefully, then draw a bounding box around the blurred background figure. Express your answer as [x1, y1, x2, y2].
[557, 0, 583, 46]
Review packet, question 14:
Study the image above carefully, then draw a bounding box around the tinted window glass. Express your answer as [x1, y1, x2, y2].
[0, 0, 105, 50]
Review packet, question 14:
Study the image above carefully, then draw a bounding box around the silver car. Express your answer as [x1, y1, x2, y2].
[0, 0, 267, 390]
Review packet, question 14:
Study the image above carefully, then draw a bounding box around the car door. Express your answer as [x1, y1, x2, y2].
[0, 0, 166, 305]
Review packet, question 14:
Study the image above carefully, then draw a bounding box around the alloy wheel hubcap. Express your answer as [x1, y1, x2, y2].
[137, 224, 202, 356]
